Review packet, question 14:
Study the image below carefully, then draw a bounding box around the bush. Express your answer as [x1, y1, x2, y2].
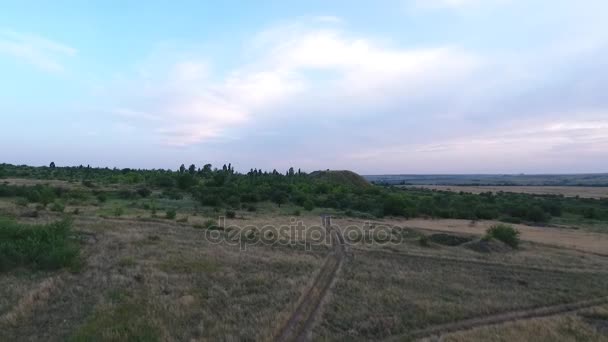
[303, 200, 315, 211]
[225, 210, 236, 219]
[418, 235, 430, 247]
[15, 198, 29, 207]
[96, 193, 107, 203]
[50, 202, 65, 213]
[246, 205, 257, 212]
[165, 209, 177, 220]
[485, 224, 520, 248]
[292, 209, 301, 216]
[113, 207, 124, 217]
[0, 217, 80, 272]
[136, 187, 152, 198]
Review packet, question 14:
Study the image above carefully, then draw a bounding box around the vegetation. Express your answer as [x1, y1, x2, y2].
[0, 217, 80, 272]
[485, 224, 521, 248]
[1, 163, 607, 227]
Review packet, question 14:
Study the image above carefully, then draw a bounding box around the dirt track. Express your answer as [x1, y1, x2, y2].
[275, 224, 347, 342]
[396, 297, 608, 341]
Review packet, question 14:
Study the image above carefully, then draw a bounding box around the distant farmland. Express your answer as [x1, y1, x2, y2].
[364, 174, 608, 187]
[401, 185, 608, 199]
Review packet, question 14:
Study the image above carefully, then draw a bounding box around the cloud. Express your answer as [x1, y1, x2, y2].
[347, 115, 608, 173]
[112, 21, 481, 146]
[0, 29, 76, 72]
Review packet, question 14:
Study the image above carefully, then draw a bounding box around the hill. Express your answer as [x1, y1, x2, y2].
[309, 170, 371, 188]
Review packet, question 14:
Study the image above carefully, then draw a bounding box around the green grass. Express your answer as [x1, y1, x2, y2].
[0, 217, 80, 272]
[69, 292, 161, 342]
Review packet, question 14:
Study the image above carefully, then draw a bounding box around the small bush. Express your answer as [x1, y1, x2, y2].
[303, 200, 315, 211]
[225, 210, 236, 219]
[176, 216, 188, 223]
[82, 180, 95, 188]
[50, 202, 65, 213]
[136, 187, 152, 198]
[165, 209, 177, 220]
[485, 224, 520, 248]
[428, 233, 472, 246]
[96, 194, 107, 203]
[15, 198, 29, 207]
[0, 217, 80, 272]
[418, 235, 430, 247]
[113, 207, 124, 217]
[292, 209, 301, 216]
[203, 219, 221, 230]
[246, 205, 257, 212]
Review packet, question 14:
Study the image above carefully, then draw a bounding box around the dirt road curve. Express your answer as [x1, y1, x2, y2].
[388, 296, 608, 341]
[275, 225, 347, 342]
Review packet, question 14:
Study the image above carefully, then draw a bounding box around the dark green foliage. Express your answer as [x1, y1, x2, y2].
[114, 207, 124, 217]
[96, 193, 107, 203]
[418, 235, 429, 247]
[161, 189, 183, 200]
[0, 217, 80, 272]
[1, 163, 607, 227]
[136, 187, 152, 198]
[303, 200, 315, 211]
[165, 209, 177, 220]
[485, 224, 520, 248]
[428, 233, 472, 246]
[50, 202, 65, 212]
[225, 210, 236, 219]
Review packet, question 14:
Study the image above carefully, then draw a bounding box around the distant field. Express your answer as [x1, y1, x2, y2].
[365, 173, 608, 186]
[401, 185, 608, 199]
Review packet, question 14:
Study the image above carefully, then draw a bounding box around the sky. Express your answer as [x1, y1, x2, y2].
[1, 0, 607, 174]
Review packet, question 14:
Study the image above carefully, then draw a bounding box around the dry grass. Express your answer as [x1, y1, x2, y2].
[2, 193, 608, 341]
[313, 252, 608, 340]
[436, 304, 608, 342]
[402, 185, 608, 199]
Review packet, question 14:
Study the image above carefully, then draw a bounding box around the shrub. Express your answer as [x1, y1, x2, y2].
[113, 207, 124, 217]
[0, 217, 80, 272]
[50, 202, 65, 213]
[428, 233, 472, 246]
[485, 224, 520, 248]
[82, 180, 95, 188]
[418, 235, 430, 247]
[165, 209, 177, 220]
[303, 200, 315, 211]
[15, 198, 29, 207]
[96, 193, 107, 203]
[136, 187, 152, 198]
[225, 210, 236, 219]
[292, 209, 301, 216]
[246, 205, 257, 212]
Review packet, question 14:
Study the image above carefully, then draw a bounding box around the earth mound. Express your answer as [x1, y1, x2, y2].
[309, 170, 371, 188]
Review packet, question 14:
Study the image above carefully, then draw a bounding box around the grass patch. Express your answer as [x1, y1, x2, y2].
[0, 217, 80, 272]
[69, 294, 161, 342]
[158, 257, 219, 274]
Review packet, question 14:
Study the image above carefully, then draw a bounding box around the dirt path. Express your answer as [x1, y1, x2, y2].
[275, 224, 347, 342]
[385, 296, 608, 341]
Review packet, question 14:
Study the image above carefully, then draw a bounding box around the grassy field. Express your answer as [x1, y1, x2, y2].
[402, 184, 608, 199]
[1, 178, 608, 341]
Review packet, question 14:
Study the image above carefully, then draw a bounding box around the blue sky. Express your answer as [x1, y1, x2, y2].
[1, 0, 607, 174]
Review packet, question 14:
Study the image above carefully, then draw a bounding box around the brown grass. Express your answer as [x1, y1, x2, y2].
[436, 304, 608, 342]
